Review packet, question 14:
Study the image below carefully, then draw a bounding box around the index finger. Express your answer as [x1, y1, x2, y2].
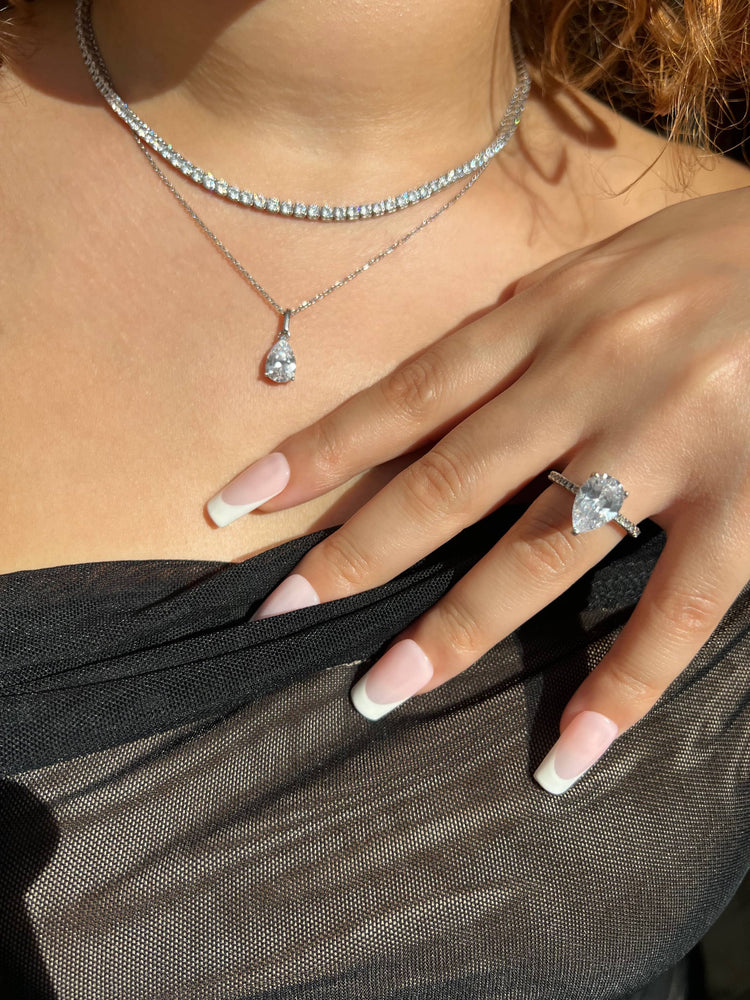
[207, 296, 539, 527]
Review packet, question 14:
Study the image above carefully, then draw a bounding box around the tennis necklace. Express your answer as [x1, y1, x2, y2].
[134, 134, 489, 382]
[75, 0, 531, 223]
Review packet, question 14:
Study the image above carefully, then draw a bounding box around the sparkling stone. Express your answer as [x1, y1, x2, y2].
[191, 168, 204, 183]
[418, 185, 430, 198]
[294, 203, 307, 217]
[267, 198, 280, 212]
[307, 204, 320, 219]
[385, 197, 397, 212]
[281, 201, 294, 215]
[396, 193, 409, 208]
[264, 335, 296, 383]
[571, 473, 626, 534]
[321, 205, 334, 220]
[203, 174, 216, 191]
[333, 207, 346, 221]
[346, 206, 358, 220]
[253, 193, 266, 208]
[372, 202, 384, 216]
[359, 205, 372, 218]
[228, 186, 240, 201]
[215, 179, 229, 196]
[407, 190, 419, 204]
[180, 161, 193, 175]
[239, 190, 253, 204]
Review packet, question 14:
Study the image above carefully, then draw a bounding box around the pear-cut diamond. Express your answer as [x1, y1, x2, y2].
[572, 473, 625, 534]
[264, 335, 296, 383]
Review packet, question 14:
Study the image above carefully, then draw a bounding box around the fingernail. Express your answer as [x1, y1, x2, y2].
[207, 453, 290, 527]
[350, 639, 434, 721]
[533, 711, 619, 795]
[251, 574, 320, 621]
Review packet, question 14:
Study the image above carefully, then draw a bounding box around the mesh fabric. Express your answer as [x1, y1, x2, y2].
[1, 505, 748, 999]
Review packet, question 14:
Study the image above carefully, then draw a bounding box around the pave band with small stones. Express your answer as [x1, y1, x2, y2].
[548, 471, 641, 538]
[75, 0, 530, 223]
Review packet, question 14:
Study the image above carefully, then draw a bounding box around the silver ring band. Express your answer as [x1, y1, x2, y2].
[548, 470, 641, 538]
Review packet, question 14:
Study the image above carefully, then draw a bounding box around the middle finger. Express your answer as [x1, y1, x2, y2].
[253, 373, 575, 617]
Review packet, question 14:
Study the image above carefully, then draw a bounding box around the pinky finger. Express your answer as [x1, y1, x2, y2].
[534, 513, 749, 795]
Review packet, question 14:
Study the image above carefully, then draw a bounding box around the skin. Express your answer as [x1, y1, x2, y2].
[1, 1, 748, 778]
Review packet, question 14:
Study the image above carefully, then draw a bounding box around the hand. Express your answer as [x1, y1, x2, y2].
[207, 186, 750, 794]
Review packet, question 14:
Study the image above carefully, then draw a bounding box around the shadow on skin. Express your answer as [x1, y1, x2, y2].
[2, 0, 264, 106]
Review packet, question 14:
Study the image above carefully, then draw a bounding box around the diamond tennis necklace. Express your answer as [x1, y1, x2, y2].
[75, 0, 531, 223]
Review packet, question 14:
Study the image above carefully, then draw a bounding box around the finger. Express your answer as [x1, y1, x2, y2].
[534, 509, 749, 795]
[206, 292, 547, 527]
[510, 244, 588, 297]
[345, 459, 654, 719]
[509, 224, 637, 299]
[251, 375, 577, 619]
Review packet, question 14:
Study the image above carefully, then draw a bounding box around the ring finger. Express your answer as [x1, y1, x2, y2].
[348, 459, 656, 720]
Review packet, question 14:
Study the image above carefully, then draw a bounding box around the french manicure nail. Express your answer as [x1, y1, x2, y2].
[533, 710, 619, 795]
[207, 452, 290, 527]
[350, 639, 434, 721]
[251, 574, 320, 620]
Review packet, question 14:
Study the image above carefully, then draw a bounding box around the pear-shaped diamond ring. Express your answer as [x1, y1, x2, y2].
[548, 471, 641, 538]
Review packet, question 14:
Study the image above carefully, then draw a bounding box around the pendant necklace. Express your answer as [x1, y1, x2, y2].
[134, 137, 491, 382]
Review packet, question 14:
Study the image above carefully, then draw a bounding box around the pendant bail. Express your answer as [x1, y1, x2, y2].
[281, 310, 291, 336]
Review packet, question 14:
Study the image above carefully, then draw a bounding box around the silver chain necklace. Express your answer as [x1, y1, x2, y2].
[75, 0, 530, 224]
[133, 133, 489, 382]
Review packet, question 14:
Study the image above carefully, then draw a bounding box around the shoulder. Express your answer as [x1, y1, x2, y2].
[577, 89, 750, 204]
[516, 83, 750, 243]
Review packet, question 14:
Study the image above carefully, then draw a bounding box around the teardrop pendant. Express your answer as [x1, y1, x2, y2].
[264, 310, 296, 383]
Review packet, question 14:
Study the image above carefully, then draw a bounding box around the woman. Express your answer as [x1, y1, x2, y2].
[1, 0, 748, 997]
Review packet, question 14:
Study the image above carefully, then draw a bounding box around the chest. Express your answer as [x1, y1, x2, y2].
[0, 145, 537, 573]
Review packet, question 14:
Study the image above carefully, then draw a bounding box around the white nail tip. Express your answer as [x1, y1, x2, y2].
[250, 574, 321, 621]
[533, 749, 581, 795]
[206, 491, 278, 528]
[350, 677, 405, 721]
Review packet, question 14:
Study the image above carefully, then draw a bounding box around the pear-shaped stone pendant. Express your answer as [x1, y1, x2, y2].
[571, 473, 626, 534]
[264, 310, 296, 383]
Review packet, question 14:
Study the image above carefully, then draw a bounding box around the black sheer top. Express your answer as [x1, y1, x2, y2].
[1, 504, 748, 999]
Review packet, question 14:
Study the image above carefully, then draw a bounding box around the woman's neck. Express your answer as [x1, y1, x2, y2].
[88, 0, 516, 199]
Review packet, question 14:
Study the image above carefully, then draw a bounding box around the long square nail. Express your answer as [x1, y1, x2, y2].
[350, 639, 434, 721]
[533, 711, 619, 794]
[207, 452, 290, 527]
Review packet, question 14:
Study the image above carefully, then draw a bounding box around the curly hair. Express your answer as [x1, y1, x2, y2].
[515, 0, 750, 150]
[2, 0, 749, 151]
